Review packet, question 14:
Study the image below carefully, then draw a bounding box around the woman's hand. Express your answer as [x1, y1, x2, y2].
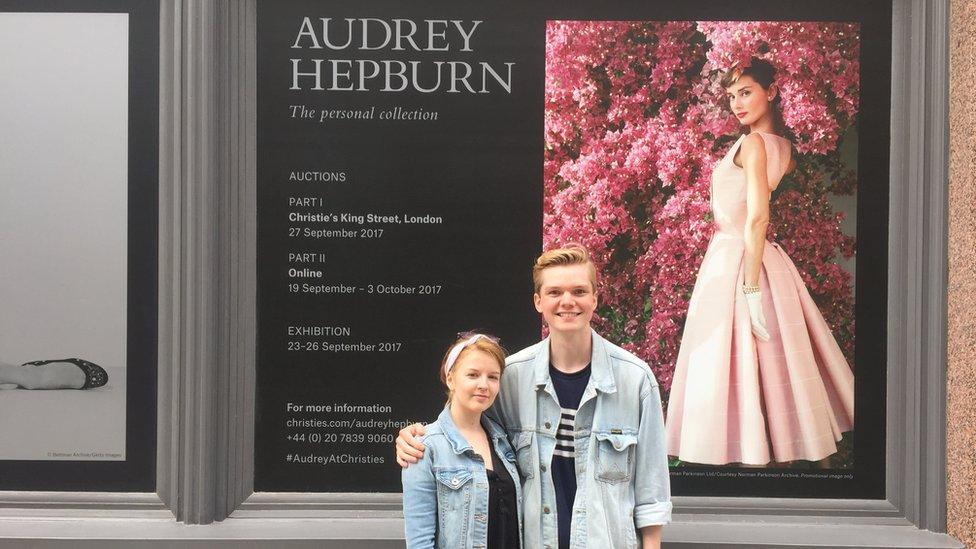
[395, 423, 428, 467]
[743, 289, 770, 341]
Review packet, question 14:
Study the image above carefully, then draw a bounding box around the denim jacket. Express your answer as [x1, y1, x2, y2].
[493, 329, 672, 549]
[402, 406, 524, 549]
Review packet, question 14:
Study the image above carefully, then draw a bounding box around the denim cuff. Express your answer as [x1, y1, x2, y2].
[634, 500, 673, 528]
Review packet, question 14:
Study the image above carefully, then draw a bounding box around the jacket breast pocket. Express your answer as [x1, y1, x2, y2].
[513, 432, 535, 480]
[434, 467, 474, 510]
[594, 431, 637, 484]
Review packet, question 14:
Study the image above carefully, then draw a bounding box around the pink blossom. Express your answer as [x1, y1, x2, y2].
[545, 21, 859, 390]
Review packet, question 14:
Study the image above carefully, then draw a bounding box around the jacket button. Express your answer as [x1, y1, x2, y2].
[544, 421, 552, 429]
[543, 506, 551, 514]
[540, 464, 547, 472]
[452, 477, 459, 486]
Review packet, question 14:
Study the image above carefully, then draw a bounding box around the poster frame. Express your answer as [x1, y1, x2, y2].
[0, 0, 958, 546]
[209, 0, 953, 537]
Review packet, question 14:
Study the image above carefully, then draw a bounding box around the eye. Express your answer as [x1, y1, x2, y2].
[742, 90, 751, 97]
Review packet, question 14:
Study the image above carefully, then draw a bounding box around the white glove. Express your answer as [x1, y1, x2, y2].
[743, 290, 770, 342]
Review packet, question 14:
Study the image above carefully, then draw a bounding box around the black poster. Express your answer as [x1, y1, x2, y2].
[255, 2, 544, 492]
[256, 0, 890, 499]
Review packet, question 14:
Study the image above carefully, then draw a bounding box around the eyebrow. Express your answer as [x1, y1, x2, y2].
[464, 369, 501, 377]
[543, 284, 590, 291]
[729, 85, 754, 94]
[462, 366, 501, 373]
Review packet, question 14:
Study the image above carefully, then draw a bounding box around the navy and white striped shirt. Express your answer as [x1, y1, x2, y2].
[549, 364, 591, 549]
[553, 407, 577, 458]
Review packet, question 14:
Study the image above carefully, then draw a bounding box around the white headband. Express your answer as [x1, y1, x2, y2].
[443, 334, 490, 378]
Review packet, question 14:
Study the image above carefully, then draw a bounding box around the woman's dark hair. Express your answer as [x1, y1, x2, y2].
[721, 57, 789, 137]
[719, 57, 776, 89]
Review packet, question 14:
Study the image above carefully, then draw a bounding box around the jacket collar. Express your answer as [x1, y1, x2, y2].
[436, 406, 508, 455]
[531, 328, 617, 394]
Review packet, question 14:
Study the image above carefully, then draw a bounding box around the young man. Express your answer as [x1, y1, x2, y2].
[397, 245, 672, 548]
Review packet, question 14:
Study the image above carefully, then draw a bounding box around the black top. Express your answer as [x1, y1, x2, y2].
[549, 364, 592, 549]
[486, 436, 521, 549]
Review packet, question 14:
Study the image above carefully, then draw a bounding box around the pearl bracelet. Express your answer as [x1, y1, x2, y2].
[742, 284, 761, 294]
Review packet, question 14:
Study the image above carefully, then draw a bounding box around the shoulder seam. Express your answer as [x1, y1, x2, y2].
[607, 349, 659, 388]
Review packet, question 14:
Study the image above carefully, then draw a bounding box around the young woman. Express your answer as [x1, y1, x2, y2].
[665, 58, 855, 466]
[0, 358, 108, 390]
[401, 333, 522, 549]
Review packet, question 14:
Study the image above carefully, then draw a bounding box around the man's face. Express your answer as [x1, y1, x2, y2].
[533, 263, 597, 336]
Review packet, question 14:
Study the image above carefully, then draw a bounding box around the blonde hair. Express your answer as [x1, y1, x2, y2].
[439, 333, 507, 405]
[532, 244, 598, 293]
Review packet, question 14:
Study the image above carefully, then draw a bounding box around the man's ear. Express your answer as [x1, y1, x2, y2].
[533, 292, 543, 314]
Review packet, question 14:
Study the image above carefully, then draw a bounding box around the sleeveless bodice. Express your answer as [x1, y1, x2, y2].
[710, 132, 791, 237]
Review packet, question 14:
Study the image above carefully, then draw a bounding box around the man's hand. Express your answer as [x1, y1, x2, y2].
[641, 525, 663, 549]
[395, 422, 427, 467]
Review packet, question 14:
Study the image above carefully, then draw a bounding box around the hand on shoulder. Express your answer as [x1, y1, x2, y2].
[396, 422, 428, 467]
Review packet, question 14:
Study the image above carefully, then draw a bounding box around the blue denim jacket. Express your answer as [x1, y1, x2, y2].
[402, 407, 523, 549]
[493, 330, 672, 549]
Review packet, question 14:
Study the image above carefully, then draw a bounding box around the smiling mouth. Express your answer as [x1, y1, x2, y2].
[556, 312, 581, 319]
[736, 112, 747, 118]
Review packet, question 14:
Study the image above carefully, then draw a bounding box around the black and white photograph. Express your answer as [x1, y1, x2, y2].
[0, 12, 128, 461]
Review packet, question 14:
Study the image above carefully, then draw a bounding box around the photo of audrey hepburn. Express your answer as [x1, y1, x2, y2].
[544, 20, 859, 468]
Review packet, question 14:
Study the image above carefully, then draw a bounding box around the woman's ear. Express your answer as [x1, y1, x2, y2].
[767, 83, 778, 102]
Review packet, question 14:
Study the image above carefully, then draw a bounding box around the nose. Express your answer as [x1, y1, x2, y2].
[558, 291, 574, 306]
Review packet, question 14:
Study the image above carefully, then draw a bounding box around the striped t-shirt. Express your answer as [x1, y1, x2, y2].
[549, 363, 591, 549]
[553, 407, 577, 458]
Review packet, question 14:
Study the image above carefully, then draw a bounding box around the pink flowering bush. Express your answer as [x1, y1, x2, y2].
[545, 21, 859, 394]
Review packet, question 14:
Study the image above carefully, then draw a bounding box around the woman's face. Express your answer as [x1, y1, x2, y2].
[447, 349, 502, 415]
[726, 75, 775, 128]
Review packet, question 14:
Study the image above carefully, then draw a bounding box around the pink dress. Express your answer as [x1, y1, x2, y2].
[665, 132, 855, 465]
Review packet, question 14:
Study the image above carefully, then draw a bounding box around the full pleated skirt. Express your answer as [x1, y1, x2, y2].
[665, 236, 855, 465]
